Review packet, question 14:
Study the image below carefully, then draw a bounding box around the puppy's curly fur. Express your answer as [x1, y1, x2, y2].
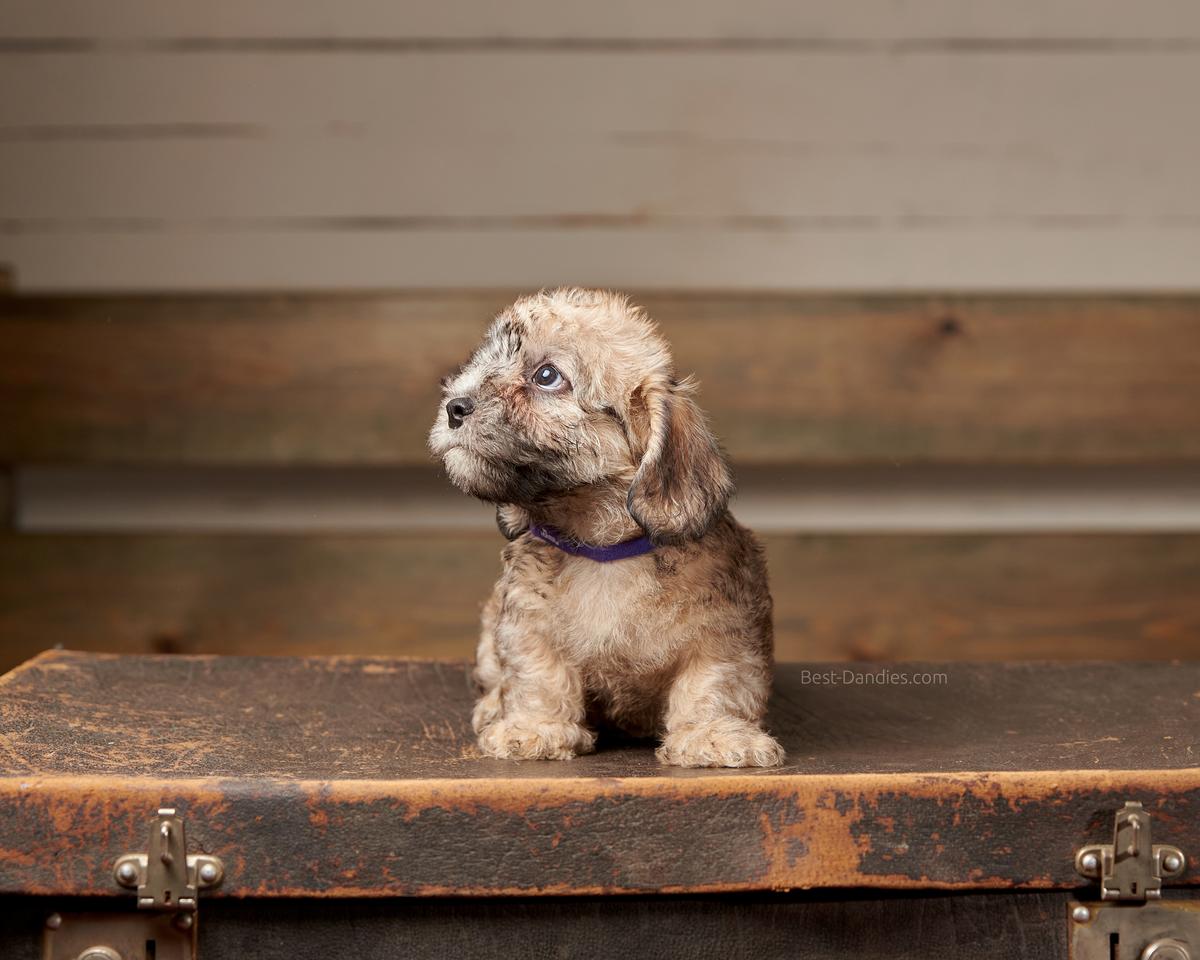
[430, 288, 783, 768]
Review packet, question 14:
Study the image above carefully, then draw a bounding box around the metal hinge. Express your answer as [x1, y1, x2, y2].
[113, 807, 224, 911]
[43, 808, 225, 960]
[1075, 801, 1187, 901]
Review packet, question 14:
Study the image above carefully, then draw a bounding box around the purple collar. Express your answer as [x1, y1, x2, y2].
[529, 524, 656, 563]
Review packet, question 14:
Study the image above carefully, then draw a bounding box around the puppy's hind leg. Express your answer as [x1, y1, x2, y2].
[656, 654, 784, 768]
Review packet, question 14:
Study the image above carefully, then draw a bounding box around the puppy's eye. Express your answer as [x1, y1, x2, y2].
[532, 363, 567, 392]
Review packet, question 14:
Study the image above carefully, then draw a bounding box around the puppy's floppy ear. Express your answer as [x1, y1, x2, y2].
[626, 378, 734, 545]
[495, 504, 530, 541]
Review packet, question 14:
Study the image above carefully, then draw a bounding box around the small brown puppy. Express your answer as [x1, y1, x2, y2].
[430, 288, 783, 767]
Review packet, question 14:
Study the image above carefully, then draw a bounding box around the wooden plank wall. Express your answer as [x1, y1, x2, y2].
[0, 470, 11, 530]
[3, 2, 1200, 289]
[2, 292, 1199, 671]
[2, 3, 1199, 671]
[2, 533, 1197, 669]
[4, 294, 1199, 464]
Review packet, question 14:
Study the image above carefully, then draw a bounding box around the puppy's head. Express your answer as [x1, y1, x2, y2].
[429, 288, 733, 544]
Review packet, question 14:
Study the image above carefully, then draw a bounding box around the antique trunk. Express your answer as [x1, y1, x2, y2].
[2, 651, 1199, 959]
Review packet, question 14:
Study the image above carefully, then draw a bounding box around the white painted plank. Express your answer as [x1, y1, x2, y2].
[3, 134, 1197, 220]
[20, 465, 1200, 533]
[3, 46, 1199, 287]
[2, 51, 1195, 141]
[4, 1, 1200, 41]
[0, 52, 1196, 222]
[5, 226, 1200, 290]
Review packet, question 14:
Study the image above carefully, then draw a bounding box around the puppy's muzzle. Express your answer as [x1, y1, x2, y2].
[446, 396, 475, 429]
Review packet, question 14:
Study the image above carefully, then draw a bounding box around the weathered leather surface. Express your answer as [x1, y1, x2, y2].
[1, 891, 1070, 960]
[6, 654, 1198, 779]
[3, 654, 1200, 896]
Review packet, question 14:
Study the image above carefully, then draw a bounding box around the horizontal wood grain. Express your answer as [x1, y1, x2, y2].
[10, 227, 1200, 291]
[4, 19, 1200, 289]
[4, 293, 1199, 464]
[19, 463, 1200, 533]
[0, 470, 10, 529]
[4, 653, 1200, 895]
[13, 137, 1200, 220]
[3, 1, 1199, 41]
[13, 49, 1189, 133]
[1, 531, 1197, 673]
[1, 52, 1195, 218]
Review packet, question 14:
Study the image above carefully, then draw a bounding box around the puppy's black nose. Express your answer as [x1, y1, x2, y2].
[446, 396, 475, 429]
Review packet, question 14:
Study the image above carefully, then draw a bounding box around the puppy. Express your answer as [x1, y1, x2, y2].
[429, 288, 783, 768]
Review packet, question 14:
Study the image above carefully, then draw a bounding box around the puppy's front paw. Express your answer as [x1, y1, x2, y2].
[477, 717, 597, 761]
[656, 717, 785, 768]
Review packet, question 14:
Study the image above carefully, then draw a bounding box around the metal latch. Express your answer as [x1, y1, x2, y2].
[43, 809, 224, 960]
[1075, 801, 1187, 901]
[1070, 901, 1200, 960]
[44, 911, 202, 960]
[113, 807, 224, 911]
